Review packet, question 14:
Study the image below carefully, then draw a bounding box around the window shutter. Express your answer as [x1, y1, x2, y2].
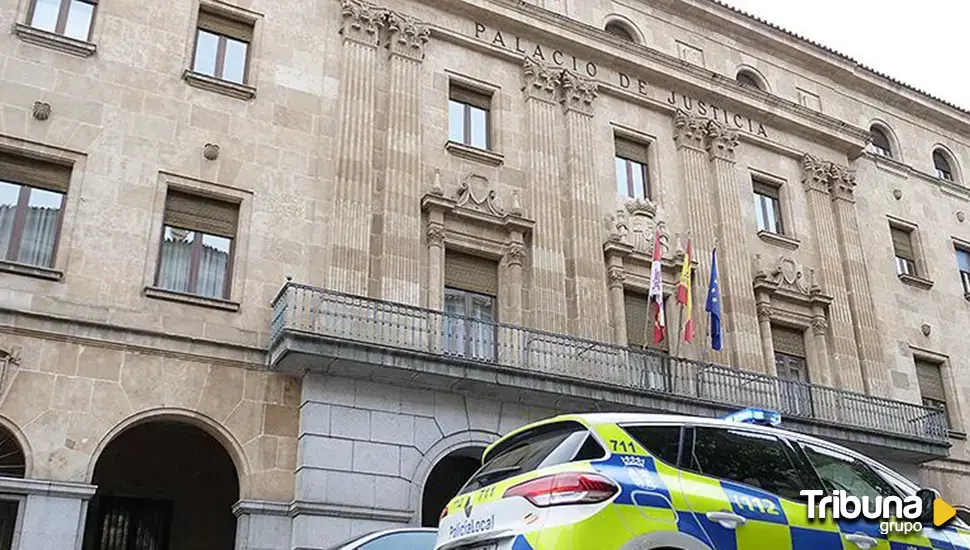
[890, 226, 915, 260]
[0, 151, 71, 193]
[916, 360, 946, 403]
[197, 9, 253, 42]
[624, 292, 648, 348]
[771, 325, 806, 357]
[615, 138, 649, 164]
[163, 189, 239, 238]
[444, 251, 498, 296]
[449, 86, 491, 111]
[752, 180, 780, 198]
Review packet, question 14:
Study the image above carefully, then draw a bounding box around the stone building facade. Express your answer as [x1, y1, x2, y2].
[0, 0, 969, 548]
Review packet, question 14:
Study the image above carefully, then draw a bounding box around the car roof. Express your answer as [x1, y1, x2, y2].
[335, 528, 438, 548]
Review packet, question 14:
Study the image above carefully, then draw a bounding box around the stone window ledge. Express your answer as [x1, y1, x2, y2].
[949, 429, 967, 441]
[14, 24, 96, 57]
[757, 230, 800, 250]
[445, 141, 504, 166]
[898, 273, 934, 291]
[183, 70, 256, 101]
[145, 286, 240, 312]
[0, 259, 63, 281]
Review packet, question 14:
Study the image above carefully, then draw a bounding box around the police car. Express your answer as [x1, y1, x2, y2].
[435, 410, 970, 550]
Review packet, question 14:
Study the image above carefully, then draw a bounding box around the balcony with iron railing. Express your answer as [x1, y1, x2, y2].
[269, 282, 950, 462]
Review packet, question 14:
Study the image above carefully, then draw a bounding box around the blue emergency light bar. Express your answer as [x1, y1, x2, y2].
[720, 408, 782, 427]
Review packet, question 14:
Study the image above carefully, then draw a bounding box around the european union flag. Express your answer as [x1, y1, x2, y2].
[705, 247, 722, 351]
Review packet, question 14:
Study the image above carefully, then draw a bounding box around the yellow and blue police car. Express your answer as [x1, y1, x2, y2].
[435, 410, 970, 550]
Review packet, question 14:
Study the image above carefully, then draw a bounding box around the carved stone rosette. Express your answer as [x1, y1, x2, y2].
[385, 11, 429, 61]
[559, 71, 598, 116]
[705, 120, 740, 162]
[339, 0, 386, 47]
[522, 57, 561, 103]
[672, 110, 706, 151]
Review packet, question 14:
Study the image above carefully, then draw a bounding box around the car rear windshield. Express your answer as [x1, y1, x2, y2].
[458, 421, 604, 495]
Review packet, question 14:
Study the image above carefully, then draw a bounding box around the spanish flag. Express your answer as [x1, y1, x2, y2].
[676, 239, 694, 343]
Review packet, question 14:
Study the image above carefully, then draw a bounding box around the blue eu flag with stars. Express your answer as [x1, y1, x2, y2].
[705, 247, 722, 351]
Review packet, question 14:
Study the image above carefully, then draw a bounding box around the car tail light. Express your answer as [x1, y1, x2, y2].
[503, 472, 618, 507]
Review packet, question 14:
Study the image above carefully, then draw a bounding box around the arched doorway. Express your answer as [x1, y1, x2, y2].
[0, 425, 25, 550]
[421, 446, 484, 527]
[83, 420, 239, 550]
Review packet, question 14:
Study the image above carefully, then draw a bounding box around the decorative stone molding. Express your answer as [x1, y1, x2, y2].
[893, 189, 903, 200]
[801, 154, 831, 194]
[455, 174, 507, 217]
[812, 315, 829, 336]
[183, 70, 256, 100]
[421, 173, 534, 241]
[14, 23, 96, 57]
[828, 163, 857, 202]
[757, 230, 801, 251]
[625, 198, 658, 219]
[958, 211, 965, 223]
[32, 101, 51, 121]
[503, 242, 526, 267]
[752, 254, 831, 308]
[339, 0, 387, 47]
[559, 71, 598, 116]
[522, 57, 561, 103]
[672, 110, 706, 151]
[430, 168, 444, 196]
[921, 323, 932, 337]
[203, 143, 220, 160]
[426, 222, 445, 247]
[606, 210, 630, 244]
[756, 302, 773, 321]
[444, 141, 505, 166]
[607, 265, 626, 289]
[385, 11, 429, 61]
[705, 120, 740, 162]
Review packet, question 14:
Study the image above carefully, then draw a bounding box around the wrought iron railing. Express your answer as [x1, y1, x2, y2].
[271, 282, 949, 443]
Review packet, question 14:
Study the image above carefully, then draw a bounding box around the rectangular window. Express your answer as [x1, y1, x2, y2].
[0, 151, 70, 268]
[615, 138, 649, 200]
[772, 325, 812, 416]
[916, 359, 948, 425]
[155, 189, 238, 300]
[448, 85, 491, 150]
[890, 225, 917, 276]
[28, 0, 96, 41]
[956, 247, 970, 295]
[624, 291, 668, 352]
[192, 9, 253, 84]
[753, 180, 783, 234]
[443, 251, 498, 360]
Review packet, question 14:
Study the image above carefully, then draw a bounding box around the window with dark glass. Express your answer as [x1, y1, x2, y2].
[800, 443, 898, 499]
[615, 138, 649, 200]
[687, 427, 807, 501]
[605, 21, 635, 42]
[753, 180, 783, 234]
[444, 251, 497, 360]
[28, 0, 96, 41]
[890, 225, 917, 276]
[870, 127, 893, 158]
[915, 359, 948, 427]
[448, 86, 491, 150]
[736, 71, 763, 90]
[192, 9, 253, 85]
[934, 150, 954, 181]
[0, 151, 69, 269]
[957, 247, 970, 295]
[155, 190, 238, 300]
[622, 425, 681, 465]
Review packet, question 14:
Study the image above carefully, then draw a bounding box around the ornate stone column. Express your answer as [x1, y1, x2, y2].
[755, 299, 777, 376]
[672, 110, 714, 345]
[604, 238, 634, 346]
[502, 241, 526, 326]
[706, 121, 764, 373]
[811, 305, 832, 387]
[327, 0, 386, 294]
[801, 155, 864, 392]
[523, 58, 568, 332]
[828, 164, 889, 396]
[380, 11, 429, 305]
[560, 71, 610, 340]
[426, 216, 445, 311]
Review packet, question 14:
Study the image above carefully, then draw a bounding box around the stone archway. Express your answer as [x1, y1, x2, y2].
[420, 446, 485, 528]
[82, 420, 240, 550]
[0, 422, 25, 550]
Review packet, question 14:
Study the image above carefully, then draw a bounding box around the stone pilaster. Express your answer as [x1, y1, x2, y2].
[501, 241, 526, 325]
[328, 0, 386, 294]
[560, 71, 610, 340]
[828, 164, 889, 396]
[801, 154, 864, 392]
[604, 239, 634, 346]
[426, 216, 445, 311]
[706, 121, 764, 372]
[523, 58, 568, 332]
[672, 110, 714, 345]
[811, 307, 832, 387]
[755, 299, 777, 376]
[380, 11, 429, 305]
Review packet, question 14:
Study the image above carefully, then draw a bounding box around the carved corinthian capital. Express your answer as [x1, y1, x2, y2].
[339, 0, 386, 47]
[705, 120, 740, 162]
[504, 242, 526, 267]
[756, 302, 773, 321]
[426, 222, 445, 247]
[812, 315, 829, 336]
[522, 57, 561, 104]
[827, 163, 857, 202]
[672, 110, 706, 151]
[386, 11, 429, 61]
[607, 265, 626, 289]
[559, 71, 598, 116]
[800, 154, 831, 194]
